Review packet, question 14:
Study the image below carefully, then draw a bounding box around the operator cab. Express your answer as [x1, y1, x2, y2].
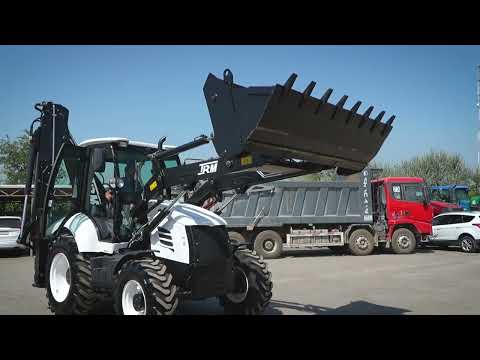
[78, 138, 180, 242]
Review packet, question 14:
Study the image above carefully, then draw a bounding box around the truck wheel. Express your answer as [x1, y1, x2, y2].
[46, 235, 97, 315]
[228, 231, 246, 245]
[220, 249, 273, 315]
[114, 258, 178, 315]
[253, 230, 283, 259]
[391, 228, 416, 254]
[348, 229, 374, 256]
[459, 235, 477, 253]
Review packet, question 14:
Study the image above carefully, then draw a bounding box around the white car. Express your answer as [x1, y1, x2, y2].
[430, 211, 480, 253]
[0, 216, 25, 250]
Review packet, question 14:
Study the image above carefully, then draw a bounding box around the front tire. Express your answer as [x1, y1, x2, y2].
[46, 235, 97, 315]
[459, 235, 477, 253]
[391, 228, 416, 254]
[114, 257, 178, 315]
[220, 249, 273, 315]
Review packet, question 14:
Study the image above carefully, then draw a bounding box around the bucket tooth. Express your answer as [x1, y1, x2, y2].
[358, 106, 374, 128]
[298, 81, 316, 107]
[370, 111, 385, 131]
[346, 101, 362, 124]
[330, 95, 348, 119]
[382, 115, 396, 135]
[283, 73, 298, 96]
[320, 88, 333, 103]
[315, 88, 333, 114]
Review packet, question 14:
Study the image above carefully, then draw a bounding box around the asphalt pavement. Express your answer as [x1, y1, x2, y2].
[1, 247, 479, 315]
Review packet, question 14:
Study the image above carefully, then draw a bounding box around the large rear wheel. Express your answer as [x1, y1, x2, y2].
[253, 230, 283, 259]
[46, 235, 97, 315]
[220, 249, 273, 315]
[114, 257, 178, 315]
[348, 229, 374, 256]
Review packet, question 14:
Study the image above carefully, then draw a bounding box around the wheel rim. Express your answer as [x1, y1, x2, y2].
[397, 235, 411, 249]
[225, 267, 249, 304]
[49, 252, 71, 303]
[461, 239, 472, 252]
[122, 280, 147, 315]
[355, 236, 369, 250]
[263, 239, 275, 252]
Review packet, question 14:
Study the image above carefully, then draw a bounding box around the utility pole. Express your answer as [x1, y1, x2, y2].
[477, 65, 480, 166]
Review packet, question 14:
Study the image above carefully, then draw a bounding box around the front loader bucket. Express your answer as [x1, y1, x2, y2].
[203, 69, 394, 174]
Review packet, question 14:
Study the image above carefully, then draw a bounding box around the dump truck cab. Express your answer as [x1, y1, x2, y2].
[372, 177, 432, 244]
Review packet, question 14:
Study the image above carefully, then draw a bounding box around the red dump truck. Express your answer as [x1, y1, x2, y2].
[217, 171, 437, 258]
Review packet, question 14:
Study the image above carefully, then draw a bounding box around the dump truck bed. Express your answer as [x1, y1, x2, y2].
[217, 170, 374, 228]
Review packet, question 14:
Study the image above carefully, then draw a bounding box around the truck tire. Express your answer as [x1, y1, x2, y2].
[459, 234, 477, 253]
[348, 229, 374, 256]
[228, 231, 246, 245]
[46, 235, 97, 315]
[114, 257, 178, 315]
[391, 228, 416, 254]
[253, 230, 283, 259]
[220, 248, 273, 315]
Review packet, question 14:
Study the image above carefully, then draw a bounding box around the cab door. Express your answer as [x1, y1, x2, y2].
[41, 143, 87, 238]
[432, 214, 450, 241]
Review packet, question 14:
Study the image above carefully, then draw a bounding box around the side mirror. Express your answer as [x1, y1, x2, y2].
[91, 148, 106, 173]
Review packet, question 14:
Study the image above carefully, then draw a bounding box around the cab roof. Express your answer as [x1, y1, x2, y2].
[430, 185, 469, 190]
[78, 137, 175, 149]
[372, 177, 425, 184]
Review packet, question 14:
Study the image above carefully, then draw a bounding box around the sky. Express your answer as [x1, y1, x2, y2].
[1, 45, 480, 166]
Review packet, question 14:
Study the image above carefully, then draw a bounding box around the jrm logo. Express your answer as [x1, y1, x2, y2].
[198, 160, 218, 175]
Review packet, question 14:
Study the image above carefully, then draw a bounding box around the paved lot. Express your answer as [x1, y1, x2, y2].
[1, 247, 480, 315]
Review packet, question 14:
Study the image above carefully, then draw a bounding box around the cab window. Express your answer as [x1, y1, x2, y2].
[403, 184, 426, 202]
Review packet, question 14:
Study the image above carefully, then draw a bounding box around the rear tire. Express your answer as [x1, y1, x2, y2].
[46, 235, 97, 315]
[459, 235, 477, 253]
[253, 230, 283, 259]
[220, 249, 273, 315]
[114, 257, 178, 315]
[391, 228, 416, 254]
[348, 229, 374, 256]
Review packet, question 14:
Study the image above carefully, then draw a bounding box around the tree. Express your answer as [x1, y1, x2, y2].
[372, 150, 472, 186]
[0, 130, 30, 184]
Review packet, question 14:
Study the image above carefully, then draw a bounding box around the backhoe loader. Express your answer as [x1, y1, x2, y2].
[17, 69, 395, 315]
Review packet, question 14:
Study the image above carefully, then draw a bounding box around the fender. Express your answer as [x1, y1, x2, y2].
[48, 212, 128, 254]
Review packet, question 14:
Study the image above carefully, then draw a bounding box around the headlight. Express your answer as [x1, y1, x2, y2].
[117, 178, 124, 189]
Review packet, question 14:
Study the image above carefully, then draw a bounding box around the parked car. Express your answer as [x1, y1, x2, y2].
[0, 216, 25, 251]
[430, 211, 480, 253]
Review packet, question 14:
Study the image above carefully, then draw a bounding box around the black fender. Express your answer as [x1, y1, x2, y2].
[90, 250, 154, 291]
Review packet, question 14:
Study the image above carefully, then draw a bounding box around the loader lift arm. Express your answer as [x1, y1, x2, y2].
[145, 137, 329, 208]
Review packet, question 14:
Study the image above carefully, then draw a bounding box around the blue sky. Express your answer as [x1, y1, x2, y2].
[1, 45, 479, 166]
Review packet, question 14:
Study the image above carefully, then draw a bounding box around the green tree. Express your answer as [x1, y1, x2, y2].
[372, 150, 471, 186]
[0, 130, 30, 184]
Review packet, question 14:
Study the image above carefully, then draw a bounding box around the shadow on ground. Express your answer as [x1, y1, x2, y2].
[264, 299, 411, 315]
[0, 249, 29, 258]
[279, 247, 435, 259]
